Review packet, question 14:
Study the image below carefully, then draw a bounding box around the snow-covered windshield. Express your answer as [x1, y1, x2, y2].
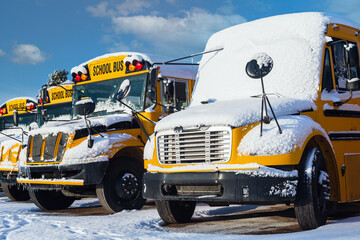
[37, 102, 72, 126]
[73, 73, 147, 119]
[0, 112, 36, 131]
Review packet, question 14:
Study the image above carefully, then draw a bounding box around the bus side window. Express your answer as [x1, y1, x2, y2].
[322, 48, 334, 92]
[331, 41, 359, 91]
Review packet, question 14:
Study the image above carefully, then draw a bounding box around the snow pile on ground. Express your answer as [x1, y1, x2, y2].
[1, 197, 360, 239]
[237, 115, 328, 156]
[155, 97, 314, 131]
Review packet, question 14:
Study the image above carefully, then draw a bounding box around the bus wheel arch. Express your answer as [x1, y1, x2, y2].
[96, 147, 145, 213]
[309, 135, 339, 201]
[294, 135, 336, 229]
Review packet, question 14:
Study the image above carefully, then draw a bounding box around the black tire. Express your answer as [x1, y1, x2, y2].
[155, 200, 196, 224]
[29, 189, 76, 210]
[295, 145, 330, 230]
[1, 182, 30, 201]
[96, 158, 146, 213]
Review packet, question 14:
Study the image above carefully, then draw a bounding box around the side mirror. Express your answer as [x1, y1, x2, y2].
[245, 54, 273, 79]
[41, 108, 48, 121]
[346, 78, 360, 91]
[40, 85, 48, 104]
[343, 44, 359, 67]
[75, 98, 95, 116]
[149, 67, 158, 88]
[116, 79, 131, 101]
[148, 67, 158, 102]
[13, 110, 19, 127]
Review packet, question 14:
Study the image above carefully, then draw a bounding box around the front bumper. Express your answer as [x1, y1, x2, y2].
[143, 170, 298, 203]
[0, 167, 18, 184]
[17, 161, 109, 189]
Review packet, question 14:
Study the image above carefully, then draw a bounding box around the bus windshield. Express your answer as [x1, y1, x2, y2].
[37, 102, 72, 126]
[72, 74, 148, 119]
[0, 112, 37, 131]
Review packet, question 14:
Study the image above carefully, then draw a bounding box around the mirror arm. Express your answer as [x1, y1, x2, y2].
[118, 100, 156, 125]
[0, 131, 22, 143]
[132, 111, 150, 141]
[86, 118, 104, 138]
[152, 47, 224, 65]
[117, 99, 153, 142]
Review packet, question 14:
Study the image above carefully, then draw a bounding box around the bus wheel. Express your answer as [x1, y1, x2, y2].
[1, 182, 30, 201]
[29, 189, 76, 210]
[96, 158, 146, 213]
[155, 200, 196, 224]
[294, 146, 330, 230]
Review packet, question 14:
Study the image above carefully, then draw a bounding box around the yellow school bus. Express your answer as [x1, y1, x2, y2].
[18, 52, 196, 212]
[0, 97, 37, 200]
[143, 13, 360, 230]
[0, 84, 73, 201]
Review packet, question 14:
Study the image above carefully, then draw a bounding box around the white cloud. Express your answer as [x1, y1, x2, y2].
[87, 0, 151, 17]
[11, 44, 46, 65]
[327, 0, 360, 24]
[87, 1, 110, 17]
[0, 49, 5, 56]
[111, 8, 246, 55]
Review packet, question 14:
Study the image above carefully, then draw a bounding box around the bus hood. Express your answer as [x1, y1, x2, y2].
[155, 97, 315, 132]
[29, 114, 133, 136]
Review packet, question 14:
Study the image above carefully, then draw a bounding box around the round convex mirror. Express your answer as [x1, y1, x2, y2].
[116, 79, 131, 101]
[75, 98, 95, 116]
[246, 53, 273, 79]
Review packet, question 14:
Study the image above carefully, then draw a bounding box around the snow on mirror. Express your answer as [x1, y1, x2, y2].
[75, 98, 95, 116]
[116, 79, 131, 101]
[246, 53, 273, 79]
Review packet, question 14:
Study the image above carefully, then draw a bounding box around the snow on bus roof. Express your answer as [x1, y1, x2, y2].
[0, 96, 37, 108]
[190, 12, 357, 106]
[72, 52, 197, 80]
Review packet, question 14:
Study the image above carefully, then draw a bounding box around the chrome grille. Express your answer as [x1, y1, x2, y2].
[157, 126, 231, 164]
[27, 133, 68, 163]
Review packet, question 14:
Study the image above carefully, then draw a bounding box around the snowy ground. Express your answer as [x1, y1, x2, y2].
[1, 192, 360, 240]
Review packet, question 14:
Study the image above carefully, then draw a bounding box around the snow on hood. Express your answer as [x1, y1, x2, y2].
[29, 114, 132, 136]
[155, 97, 315, 132]
[60, 133, 136, 165]
[237, 115, 329, 156]
[72, 51, 197, 80]
[191, 12, 333, 106]
[0, 128, 28, 143]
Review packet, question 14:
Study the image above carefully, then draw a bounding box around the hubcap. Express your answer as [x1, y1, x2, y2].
[115, 173, 139, 199]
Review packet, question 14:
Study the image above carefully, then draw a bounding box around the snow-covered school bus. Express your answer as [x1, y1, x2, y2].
[0, 97, 37, 200]
[143, 12, 360, 229]
[0, 84, 73, 201]
[18, 52, 196, 213]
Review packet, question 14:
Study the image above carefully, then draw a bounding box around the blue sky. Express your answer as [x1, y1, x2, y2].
[0, 0, 359, 104]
